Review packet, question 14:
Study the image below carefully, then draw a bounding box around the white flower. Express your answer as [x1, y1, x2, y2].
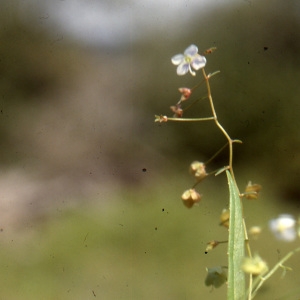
[171, 44, 207, 76]
[269, 214, 297, 242]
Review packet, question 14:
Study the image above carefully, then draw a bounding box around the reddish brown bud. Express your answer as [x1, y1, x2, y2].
[170, 105, 183, 117]
[178, 87, 192, 101]
[203, 47, 217, 55]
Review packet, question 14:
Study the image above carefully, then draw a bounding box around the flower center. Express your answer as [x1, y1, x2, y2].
[184, 55, 192, 63]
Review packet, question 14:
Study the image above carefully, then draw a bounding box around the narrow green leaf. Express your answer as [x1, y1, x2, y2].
[226, 170, 245, 300]
[215, 166, 228, 176]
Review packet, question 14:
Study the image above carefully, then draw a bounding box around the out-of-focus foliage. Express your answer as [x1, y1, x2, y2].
[0, 5, 83, 164]
[0, 177, 299, 300]
[0, 0, 299, 223]
[0, 1, 299, 223]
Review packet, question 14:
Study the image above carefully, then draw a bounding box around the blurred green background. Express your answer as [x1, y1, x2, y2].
[0, 0, 300, 299]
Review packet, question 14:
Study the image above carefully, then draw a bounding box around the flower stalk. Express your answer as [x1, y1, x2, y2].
[154, 44, 300, 300]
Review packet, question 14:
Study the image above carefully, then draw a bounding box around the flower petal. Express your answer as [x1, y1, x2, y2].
[184, 44, 198, 56]
[188, 65, 196, 76]
[171, 54, 184, 65]
[274, 227, 296, 241]
[176, 63, 189, 75]
[191, 55, 207, 70]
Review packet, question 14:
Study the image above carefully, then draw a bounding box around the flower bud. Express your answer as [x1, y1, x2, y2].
[189, 161, 207, 182]
[248, 226, 262, 239]
[170, 105, 183, 117]
[181, 189, 201, 208]
[244, 181, 262, 200]
[205, 240, 220, 252]
[178, 87, 192, 101]
[203, 47, 217, 55]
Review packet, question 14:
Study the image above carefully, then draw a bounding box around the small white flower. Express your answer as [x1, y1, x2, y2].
[269, 214, 296, 242]
[171, 44, 207, 76]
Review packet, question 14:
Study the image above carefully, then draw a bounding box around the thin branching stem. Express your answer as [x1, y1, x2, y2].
[205, 142, 229, 165]
[190, 78, 205, 91]
[201, 68, 236, 181]
[250, 246, 300, 299]
[167, 117, 215, 122]
[183, 95, 208, 112]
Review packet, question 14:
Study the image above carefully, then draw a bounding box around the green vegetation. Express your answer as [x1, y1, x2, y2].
[0, 173, 298, 299]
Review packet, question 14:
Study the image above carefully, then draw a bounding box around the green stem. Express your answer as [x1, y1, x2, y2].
[250, 246, 300, 299]
[190, 70, 220, 91]
[202, 68, 236, 182]
[167, 117, 215, 122]
[183, 95, 208, 112]
[205, 142, 229, 165]
[190, 78, 205, 91]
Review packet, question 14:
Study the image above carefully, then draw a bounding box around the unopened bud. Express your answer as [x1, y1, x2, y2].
[248, 226, 262, 239]
[170, 105, 183, 117]
[181, 189, 201, 208]
[189, 161, 207, 182]
[206, 240, 220, 252]
[203, 47, 217, 55]
[244, 181, 262, 200]
[178, 87, 192, 101]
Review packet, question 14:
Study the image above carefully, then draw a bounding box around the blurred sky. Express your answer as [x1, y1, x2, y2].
[18, 0, 246, 47]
